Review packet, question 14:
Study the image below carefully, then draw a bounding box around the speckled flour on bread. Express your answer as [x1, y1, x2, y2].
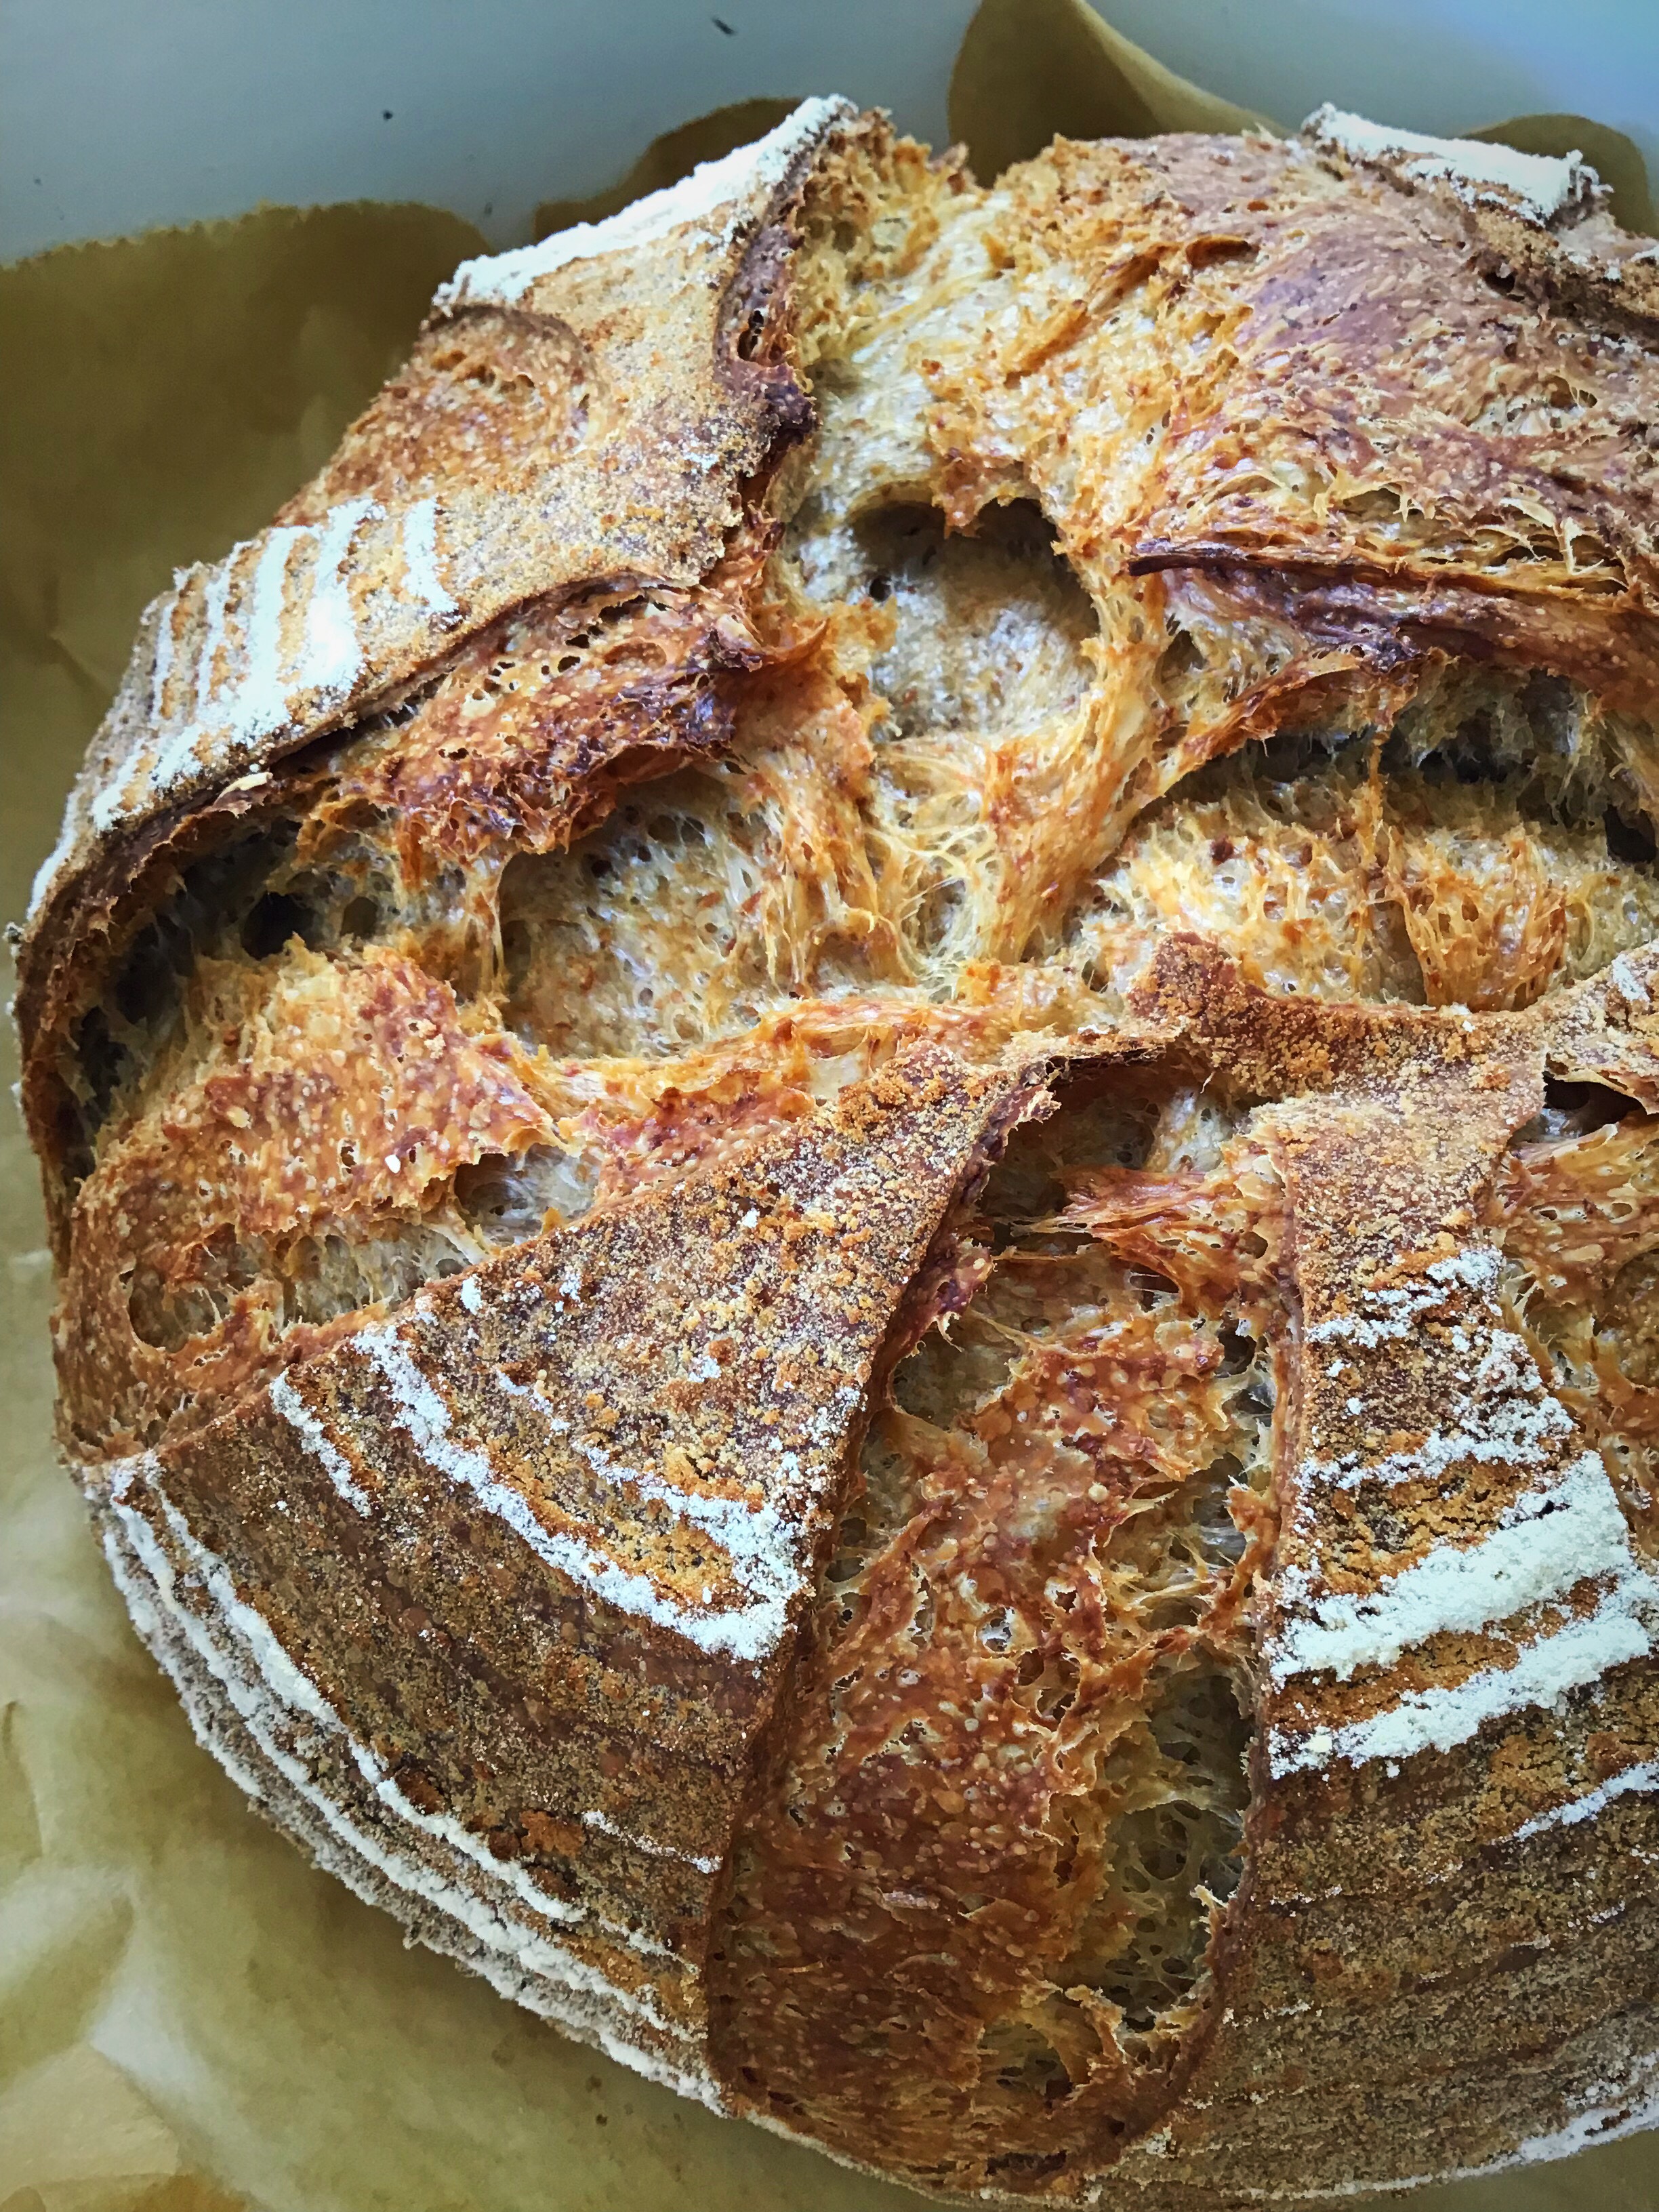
[15, 99, 1659, 2208]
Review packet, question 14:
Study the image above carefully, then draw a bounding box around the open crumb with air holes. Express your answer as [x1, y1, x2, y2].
[16, 96, 1659, 2208]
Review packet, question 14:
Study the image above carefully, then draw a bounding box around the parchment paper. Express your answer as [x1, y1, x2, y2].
[2, 7, 1654, 2206]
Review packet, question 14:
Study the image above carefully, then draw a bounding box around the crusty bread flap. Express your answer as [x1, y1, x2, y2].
[89, 1047, 1042, 2092]
[17, 94, 1659, 2207]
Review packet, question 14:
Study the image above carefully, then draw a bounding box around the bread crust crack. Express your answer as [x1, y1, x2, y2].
[18, 101, 1659, 2206]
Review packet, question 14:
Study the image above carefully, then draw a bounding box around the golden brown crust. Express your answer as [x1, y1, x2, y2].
[930, 127, 1659, 739]
[91, 1046, 1040, 2089]
[18, 103, 1659, 2206]
[13, 98, 867, 1146]
[709, 1074, 1282, 2185]
[318, 526, 783, 878]
[56, 943, 556, 1451]
[695, 951, 1659, 2201]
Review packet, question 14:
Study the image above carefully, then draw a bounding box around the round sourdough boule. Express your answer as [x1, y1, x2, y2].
[15, 96, 1659, 2205]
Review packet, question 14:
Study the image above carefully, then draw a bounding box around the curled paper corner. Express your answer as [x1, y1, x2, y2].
[0, 2045, 249, 2212]
[949, 0, 1273, 181]
[948, 0, 1655, 234]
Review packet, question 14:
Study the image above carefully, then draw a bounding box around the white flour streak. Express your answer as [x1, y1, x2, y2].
[437, 98, 850, 308]
[269, 1370, 371, 1516]
[572, 1425, 802, 1611]
[399, 495, 458, 616]
[103, 1465, 663, 1960]
[27, 809, 81, 918]
[491, 1355, 800, 1633]
[1610, 951, 1653, 1009]
[148, 590, 181, 722]
[1304, 1248, 1498, 1350]
[1514, 1759, 1659, 1841]
[110, 553, 240, 814]
[1216, 2051, 1659, 2198]
[1303, 1330, 1574, 1492]
[1271, 1453, 1631, 1684]
[1269, 1579, 1658, 1776]
[1495, 2074, 1659, 2171]
[108, 1459, 335, 1737]
[358, 1322, 795, 1662]
[98, 1509, 680, 2024]
[95, 497, 379, 825]
[582, 1808, 720, 1875]
[191, 555, 236, 716]
[1278, 1227, 1659, 1776]
[298, 495, 377, 695]
[1305, 106, 1595, 223]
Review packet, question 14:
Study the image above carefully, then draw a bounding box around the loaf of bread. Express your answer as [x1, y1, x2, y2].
[17, 96, 1659, 2203]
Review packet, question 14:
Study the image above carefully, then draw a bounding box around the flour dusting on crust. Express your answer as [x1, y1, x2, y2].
[17, 92, 1659, 2211]
[436, 96, 855, 309]
[1304, 104, 1600, 224]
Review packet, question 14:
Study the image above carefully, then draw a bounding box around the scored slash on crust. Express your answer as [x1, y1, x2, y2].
[17, 92, 1659, 2208]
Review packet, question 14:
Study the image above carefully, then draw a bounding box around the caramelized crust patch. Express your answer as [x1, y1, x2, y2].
[710, 1077, 1284, 2187]
[18, 105, 1659, 2201]
[58, 944, 553, 1449]
[320, 533, 782, 880]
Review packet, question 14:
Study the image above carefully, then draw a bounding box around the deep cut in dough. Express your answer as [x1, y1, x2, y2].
[16, 98, 1659, 2206]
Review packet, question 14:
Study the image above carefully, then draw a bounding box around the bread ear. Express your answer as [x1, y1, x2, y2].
[18, 99, 862, 983]
[87, 1046, 1039, 2087]
[22, 94, 1659, 2196]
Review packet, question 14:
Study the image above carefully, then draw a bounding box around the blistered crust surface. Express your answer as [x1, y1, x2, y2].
[90, 1051, 1031, 2084]
[18, 98, 858, 973]
[16, 100, 1659, 2209]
